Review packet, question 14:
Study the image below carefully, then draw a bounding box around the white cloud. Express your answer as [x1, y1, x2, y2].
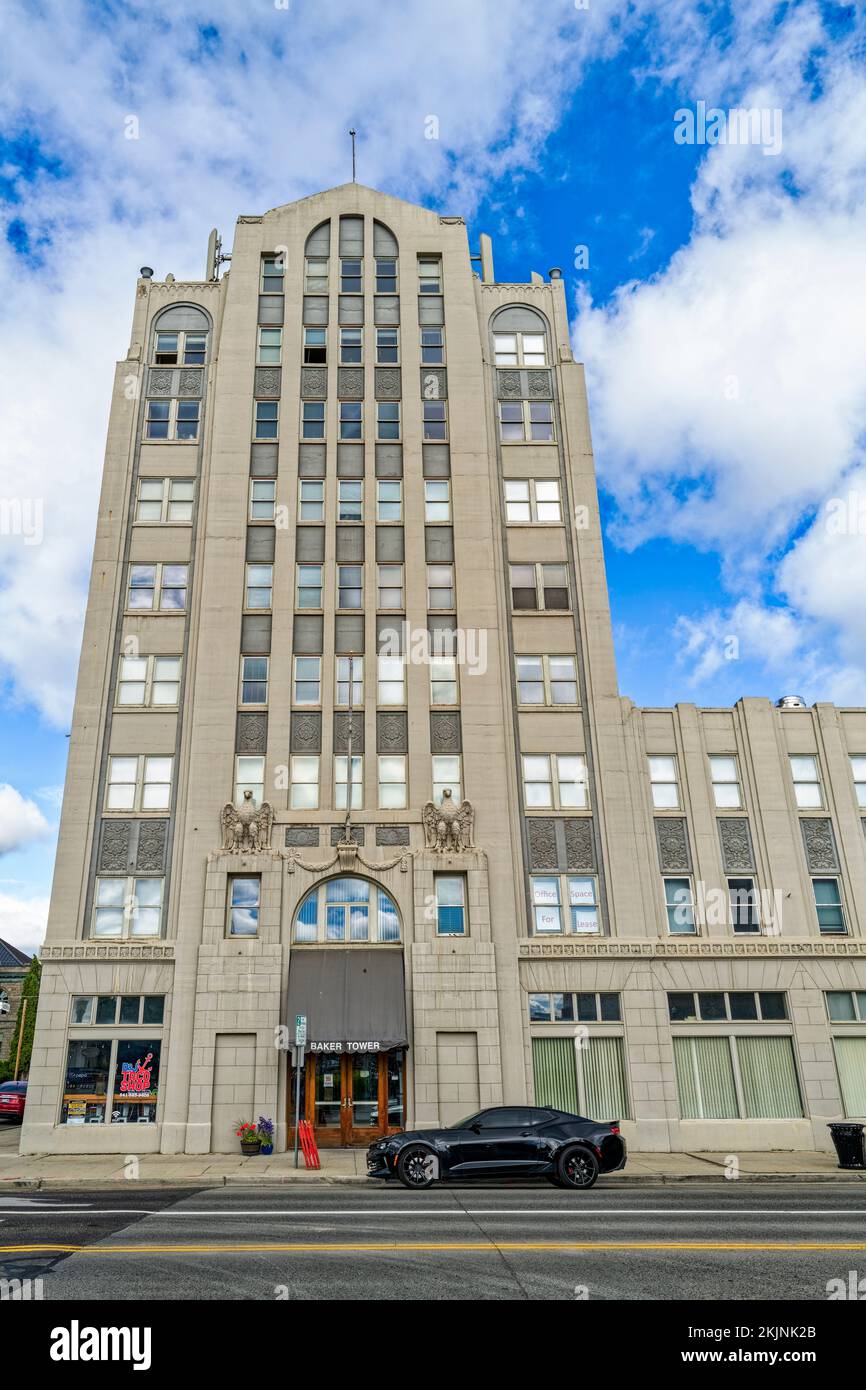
[0, 893, 49, 957]
[0, 785, 51, 857]
[574, 12, 866, 693]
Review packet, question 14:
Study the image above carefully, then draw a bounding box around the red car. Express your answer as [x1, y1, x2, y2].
[0, 1081, 26, 1122]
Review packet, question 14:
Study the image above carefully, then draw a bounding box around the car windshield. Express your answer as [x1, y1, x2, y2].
[0, 1082, 24, 1092]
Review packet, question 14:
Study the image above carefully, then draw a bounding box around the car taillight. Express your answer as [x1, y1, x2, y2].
[610, 1124, 620, 1135]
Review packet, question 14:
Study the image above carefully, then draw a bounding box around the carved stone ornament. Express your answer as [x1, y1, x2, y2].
[718, 817, 755, 873]
[421, 789, 475, 853]
[284, 832, 412, 876]
[526, 369, 553, 398]
[801, 817, 839, 873]
[655, 816, 691, 873]
[301, 367, 327, 399]
[178, 370, 204, 397]
[220, 790, 274, 853]
[148, 369, 174, 396]
[496, 370, 522, 399]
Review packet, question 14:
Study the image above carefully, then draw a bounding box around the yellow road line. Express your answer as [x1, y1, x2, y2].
[4, 1241, 866, 1254]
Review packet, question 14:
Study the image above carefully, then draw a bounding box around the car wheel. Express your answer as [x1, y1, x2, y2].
[557, 1145, 599, 1190]
[396, 1145, 437, 1190]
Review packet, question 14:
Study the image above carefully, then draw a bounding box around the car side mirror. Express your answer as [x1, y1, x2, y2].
[469, 1122, 482, 1134]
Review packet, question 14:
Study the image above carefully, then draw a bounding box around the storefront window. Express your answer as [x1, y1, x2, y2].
[61, 1039, 112, 1125]
[110, 1040, 161, 1125]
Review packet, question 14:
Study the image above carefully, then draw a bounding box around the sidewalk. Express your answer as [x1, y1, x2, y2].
[1, 1143, 863, 1188]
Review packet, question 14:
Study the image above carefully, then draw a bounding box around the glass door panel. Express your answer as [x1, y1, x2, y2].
[314, 1054, 342, 1130]
[387, 1049, 404, 1131]
[351, 1055, 379, 1130]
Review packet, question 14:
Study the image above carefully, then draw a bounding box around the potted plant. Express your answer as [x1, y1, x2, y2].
[257, 1116, 275, 1155]
[236, 1121, 261, 1156]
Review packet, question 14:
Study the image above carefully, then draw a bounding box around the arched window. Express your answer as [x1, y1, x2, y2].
[294, 877, 400, 944]
[490, 305, 549, 367]
[0, 990, 9, 1017]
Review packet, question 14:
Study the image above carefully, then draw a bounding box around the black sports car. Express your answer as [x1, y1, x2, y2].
[367, 1105, 626, 1190]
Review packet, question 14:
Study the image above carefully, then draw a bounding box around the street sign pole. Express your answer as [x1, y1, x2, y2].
[293, 1014, 307, 1169]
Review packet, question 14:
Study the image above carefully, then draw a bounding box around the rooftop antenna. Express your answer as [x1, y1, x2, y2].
[349, 128, 357, 182]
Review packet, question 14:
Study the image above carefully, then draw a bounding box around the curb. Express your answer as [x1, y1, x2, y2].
[3, 1171, 864, 1190]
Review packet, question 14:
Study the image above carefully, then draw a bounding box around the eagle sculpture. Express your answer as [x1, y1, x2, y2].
[220, 790, 274, 853]
[421, 789, 475, 853]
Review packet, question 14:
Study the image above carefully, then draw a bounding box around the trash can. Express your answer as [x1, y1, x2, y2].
[828, 1123, 866, 1169]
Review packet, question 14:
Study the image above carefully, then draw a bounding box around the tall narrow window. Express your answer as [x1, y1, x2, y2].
[710, 756, 742, 808]
[335, 755, 363, 810]
[649, 756, 679, 809]
[377, 654, 405, 704]
[378, 755, 407, 809]
[292, 656, 321, 705]
[665, 878, 696, 934]
[290, 757, 319, 810]
[790, 755, 823, 808]
[302, 327, 326, 364]
[240, 656, 268, 705]
[258, 328, 283, 364]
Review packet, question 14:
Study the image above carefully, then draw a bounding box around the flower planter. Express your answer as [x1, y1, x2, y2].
[260, 1143, 274, 1156]
[240, 1139, 262, 1156]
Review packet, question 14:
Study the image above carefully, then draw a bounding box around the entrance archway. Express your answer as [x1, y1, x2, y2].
[286, 876, 408, 1148]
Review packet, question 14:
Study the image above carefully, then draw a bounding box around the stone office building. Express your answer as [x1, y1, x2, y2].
[21, 184, 866, 1156]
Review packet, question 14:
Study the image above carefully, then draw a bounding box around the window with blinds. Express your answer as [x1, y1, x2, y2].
[532, 1035, 630, 1120]
[673, 1035, 802, 1120]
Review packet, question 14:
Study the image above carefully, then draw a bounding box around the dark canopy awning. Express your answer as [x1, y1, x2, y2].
[286, 948, 407, 1052]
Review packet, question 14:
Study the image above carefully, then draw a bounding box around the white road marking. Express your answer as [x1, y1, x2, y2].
[1, 1207, 864, 1217]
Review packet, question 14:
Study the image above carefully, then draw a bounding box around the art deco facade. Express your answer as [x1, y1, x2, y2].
[21, 184, 866, 1155]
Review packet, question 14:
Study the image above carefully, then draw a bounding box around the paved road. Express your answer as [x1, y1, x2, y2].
[1, 1181, 865, 1300]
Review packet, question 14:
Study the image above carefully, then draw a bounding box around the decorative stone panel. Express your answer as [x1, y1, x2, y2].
[254, 367, 281, 398]
[496, 370, 522, 399]
[300, 368, 327, 398]
[429, 712, 461, 753]
[377, 825, 410, 846]
[290, 711, 322, 753]
[377, 711, 407, 753]
[375, 368, 402, 399]
[563, 818, 595, 872]
[330, 825, 365, 846]
[98, 819, 168, 874]
[147, 369, 174, 397]
[718, 817, 756, 873]
[236, 712, 268, 754]
[527, 819, 558, 872]
[338, 367, 364, 398]
[654, 816, 692, 873]
[495, 368, 552, 400]
[419, 367, 446, 400]
[526, 369, 553, 398]
[333, 711, 365, 754]
[135, 820, 168, 873]
[285, 826, 319, 848]
[98, 819, 133, 873]
[801, 817, 839, 872]
[178, 369, 204, 397]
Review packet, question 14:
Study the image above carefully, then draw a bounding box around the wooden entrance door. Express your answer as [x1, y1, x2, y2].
[289, 1051, 406, 1147]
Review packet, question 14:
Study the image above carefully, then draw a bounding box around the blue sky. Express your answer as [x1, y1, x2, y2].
[1, 0, 865, 952]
